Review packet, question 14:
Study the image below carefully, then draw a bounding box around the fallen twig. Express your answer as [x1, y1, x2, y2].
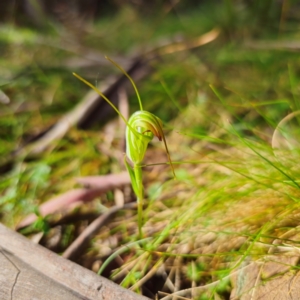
[62, 202, 137, 261]
[16, 172, 130, 230]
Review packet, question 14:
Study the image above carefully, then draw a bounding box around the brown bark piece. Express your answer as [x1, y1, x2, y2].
[0, 223, 149, 300]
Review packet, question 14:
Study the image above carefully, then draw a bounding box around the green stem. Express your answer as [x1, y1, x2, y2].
[134, 164, 144, 238]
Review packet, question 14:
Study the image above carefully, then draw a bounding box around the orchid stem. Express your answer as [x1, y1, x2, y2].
[134, 163, 144, 238]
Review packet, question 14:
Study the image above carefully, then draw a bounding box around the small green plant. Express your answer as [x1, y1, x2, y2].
[73, 57, 175, 238]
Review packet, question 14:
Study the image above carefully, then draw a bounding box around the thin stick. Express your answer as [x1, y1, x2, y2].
[62, 202, 137, 261]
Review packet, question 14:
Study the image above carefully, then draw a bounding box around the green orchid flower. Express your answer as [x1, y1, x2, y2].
[73, 57, 175, 238]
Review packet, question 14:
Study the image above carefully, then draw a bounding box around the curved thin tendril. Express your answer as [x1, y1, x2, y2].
[73, 72, 141, 140]
[105, 56, 143, 111]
